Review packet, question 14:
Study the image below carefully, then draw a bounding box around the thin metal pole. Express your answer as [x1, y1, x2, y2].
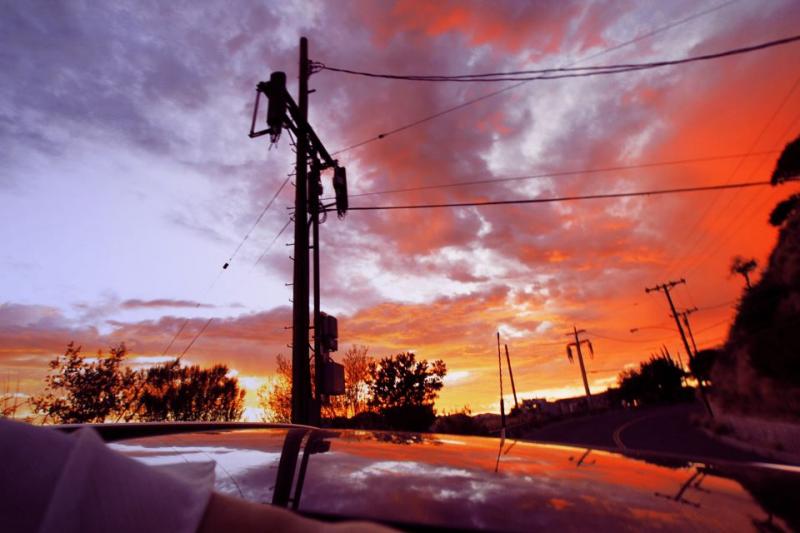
[311, 161, 322, 425]
[504, 344, 519, 410]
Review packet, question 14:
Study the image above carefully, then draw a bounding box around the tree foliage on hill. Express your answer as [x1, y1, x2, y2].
[768, 133, 800, 227]
[770, 134, 800, 185]
[769, 193, 800, 227]
[689, 348, 719, 386]
[617, 356, 687, 407]
[712, 134, 800, 418]
[32, 343, 245, 423]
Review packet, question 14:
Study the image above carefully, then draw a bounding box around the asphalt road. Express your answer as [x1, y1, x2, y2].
[520, 402, 778, 464]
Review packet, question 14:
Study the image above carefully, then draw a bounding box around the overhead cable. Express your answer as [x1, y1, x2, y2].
[328, 0, 740, 155]
[342, 180, 772, 212]
[318, 34, 800, 83]
[321, 150, 778, 200]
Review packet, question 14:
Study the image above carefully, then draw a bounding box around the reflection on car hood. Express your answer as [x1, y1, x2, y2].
[110, 427, 798, 531]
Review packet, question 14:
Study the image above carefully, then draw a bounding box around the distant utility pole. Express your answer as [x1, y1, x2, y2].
[565, 326, 594, 410]
[677, 307, 699, 357]
[250, 37, 348, 424]
[645, 280, 713, 417]
[504, 344, 519, 411]
[496, 332, 506, 435]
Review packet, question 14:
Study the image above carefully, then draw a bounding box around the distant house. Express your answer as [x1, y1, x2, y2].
[519, 391, 614, 420]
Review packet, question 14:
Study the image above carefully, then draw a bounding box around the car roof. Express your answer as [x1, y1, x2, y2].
[103, 424, 798, 531]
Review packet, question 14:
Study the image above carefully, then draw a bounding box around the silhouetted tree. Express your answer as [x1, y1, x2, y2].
[369, 352, 446, 409]
[617, 368, 644, 407]
[768, 134, 800, 226]
[689, 348, 719, 386]
[31, 342, 138, 423]
[770, 135, 800, 185]
[368, 352, 446, 431]
[769, 193, 800, 227]
[617, 356, 687, 406]
[33, 343, 245, 423]
[137, 359, 244, 422]
[257, 354, 292, 423]
[711, 135, 800, 418]
[730, 256, 757, 289]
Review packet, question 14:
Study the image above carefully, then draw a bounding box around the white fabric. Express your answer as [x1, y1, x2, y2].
[0, 420, 212, 533]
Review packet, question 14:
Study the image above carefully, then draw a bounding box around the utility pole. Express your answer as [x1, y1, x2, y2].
[645, 280, 713, 417]
[565, 326, 594, 410]
[496, 332, 506, 436]
[291, 37, 311, 424]
[504, 344, 519, 411]
[645, 280, 693, 360]
[250, 37, 349, 425]
[677, 307, 699, 357]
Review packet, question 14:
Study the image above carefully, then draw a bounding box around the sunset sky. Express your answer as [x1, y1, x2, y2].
[2, 0, 800, 419]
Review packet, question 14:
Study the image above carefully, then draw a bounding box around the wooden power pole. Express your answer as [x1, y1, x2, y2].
[250, 37, 349, 424]
[566, 326, 594, 410]
[290, 37, 311, 424]
[646, 279, 713, 418]
[678, 307, 699, 357]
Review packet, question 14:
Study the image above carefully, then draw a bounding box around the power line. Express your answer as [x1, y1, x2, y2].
[322, 150, 778, 200]
[224, 174, 291, 269]
[343, 180, 771, 212]
[697, 299, 737, 311]
[177, 317, 214, 360]
[177, 213, 295, 360]
[252, 217, 293, 268]
[591, 331, 674, 344]
[661, 73, 800, 279]
[591, 299, 737, 345]
[318, 34, 800, 83]
[329, 0, 739, 155]
[529, 339, 572, 347]
[693, 317, 732, 335]
[679, 111, 800, 277]
[158, 174, 292, 358]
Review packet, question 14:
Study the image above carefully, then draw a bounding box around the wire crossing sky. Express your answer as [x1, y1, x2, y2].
[317, 33, 800, 82]
[344, 181, 774, 211]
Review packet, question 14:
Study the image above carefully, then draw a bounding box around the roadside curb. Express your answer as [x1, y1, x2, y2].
[700, 426, 800, 466]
